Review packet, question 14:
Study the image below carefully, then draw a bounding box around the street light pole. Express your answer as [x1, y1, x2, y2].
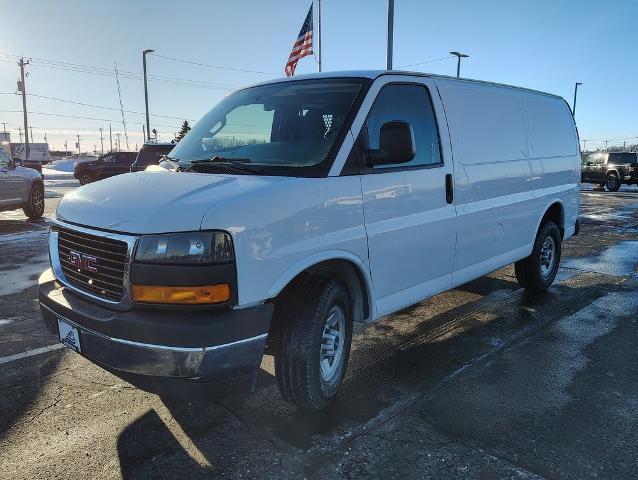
[572, 82, 582, 116]
[387, 0, 394, 70]
[142, 49, 154, 142]
[99, 127, 104, 154]
[450, 51, 469, 78]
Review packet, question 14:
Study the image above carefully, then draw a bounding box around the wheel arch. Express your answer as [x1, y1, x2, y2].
[268, 252, 375, 324]
[535, 200, 565, 239]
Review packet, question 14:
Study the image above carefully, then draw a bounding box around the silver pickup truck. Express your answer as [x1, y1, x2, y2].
[0, 149, 45, 219]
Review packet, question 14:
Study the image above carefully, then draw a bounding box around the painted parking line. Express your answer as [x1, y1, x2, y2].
[0, 344, 65, 365]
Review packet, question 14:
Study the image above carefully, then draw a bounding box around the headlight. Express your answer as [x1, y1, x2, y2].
[135, 231, 234, 264]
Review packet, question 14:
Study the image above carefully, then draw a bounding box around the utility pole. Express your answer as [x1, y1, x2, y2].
[18, 57, 30, 161]
[143, 49, 154, 141]
[109, 123, 113, 152]
[76, 134, 81, 154]
[386, 0, 394, 70]
[99, 128, 104, 154]
[604, 140, 609, 151]
[116, 132, 121, 152]
[572, 82, 582, 117]
[1, 123, 6, 134]
[18, 126, 22, 143]
[450, 51, 469, 78]
[29, 126, 33, 143]
[582, 139, 588, 151]
[623, 141, 626, 149]
[64, 140, 68, 154]
[142, 124, 146, 144]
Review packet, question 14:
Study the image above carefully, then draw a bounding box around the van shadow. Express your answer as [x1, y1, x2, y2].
[0, 352, 63, 441]
[115, 275, 613, 477]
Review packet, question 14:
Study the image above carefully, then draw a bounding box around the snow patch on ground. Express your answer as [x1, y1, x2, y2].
[46, 158, 76, 173]
[0, 254, 49, 296]
[43, 167, 74, 177]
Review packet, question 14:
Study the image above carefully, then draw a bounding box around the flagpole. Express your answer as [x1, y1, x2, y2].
[317, 0, 322, 72]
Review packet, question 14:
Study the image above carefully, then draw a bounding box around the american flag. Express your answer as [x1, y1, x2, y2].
[285, 4, 313, 77]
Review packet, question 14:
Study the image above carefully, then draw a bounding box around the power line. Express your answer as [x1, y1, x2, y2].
[0, 109, 182, 129]
[149, 52, 279, 76]
[0, 92, 195, 121]
[396, 55, 454, 69]
[0, 53, 239, 91]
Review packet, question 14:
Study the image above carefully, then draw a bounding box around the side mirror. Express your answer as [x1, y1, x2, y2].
[366, 121, 416, 167]
[12, 157, 23, 167]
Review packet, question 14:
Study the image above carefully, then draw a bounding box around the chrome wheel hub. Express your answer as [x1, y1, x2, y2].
[320, 305, 345, 383]
[33, 189, 44, 211]
[540, 236, 556, 278]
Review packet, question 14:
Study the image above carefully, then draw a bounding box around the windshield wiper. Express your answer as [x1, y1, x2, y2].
[209, 155, 252, 164]
[188, 157, 261, 174]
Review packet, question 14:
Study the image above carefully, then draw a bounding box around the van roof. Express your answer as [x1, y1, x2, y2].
[249, 70, 564, 101]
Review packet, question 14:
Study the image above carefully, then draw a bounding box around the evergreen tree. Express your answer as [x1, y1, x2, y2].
[175, 120, 191, 142]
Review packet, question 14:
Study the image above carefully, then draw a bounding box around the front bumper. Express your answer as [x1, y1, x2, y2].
[39, 270, 273, 399]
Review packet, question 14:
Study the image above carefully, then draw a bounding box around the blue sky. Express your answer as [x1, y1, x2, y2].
[0, 0, 636, 152]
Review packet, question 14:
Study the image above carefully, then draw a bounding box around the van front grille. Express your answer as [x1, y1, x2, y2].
[56, 227, 129, 302]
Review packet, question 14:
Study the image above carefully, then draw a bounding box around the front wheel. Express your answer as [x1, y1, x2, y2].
[275, 277, 353, 410]
[79, 172, 94, 186]
[605, 172, 621, 192]
[22, 183, 45, 219]
[515, 221, 562, 292]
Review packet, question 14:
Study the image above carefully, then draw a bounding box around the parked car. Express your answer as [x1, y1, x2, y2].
[0, 150, 45, 219]
[130, 142, 175, 172]
[74, 152, 137, 185]
[581, 151, 638, 191]
[39, 71, 581, 410]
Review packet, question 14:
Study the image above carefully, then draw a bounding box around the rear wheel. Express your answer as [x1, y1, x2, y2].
[22, 183, 45, 219]
[515, 221, 561, 291]
[605, 172, 621, 192]
[274, 277, 353, 410]
[79, 172, 94, 185]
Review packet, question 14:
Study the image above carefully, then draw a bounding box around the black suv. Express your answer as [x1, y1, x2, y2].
[581, 151, 638, 191]
[74, 152, 137, 185]
[130, 142, 175, 172]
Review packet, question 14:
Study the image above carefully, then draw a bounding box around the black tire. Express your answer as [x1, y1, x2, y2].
[515, 221, 561, 292]
[79, 172, 94, 185]
[274, 277, 353, 410]
[22, 182, 45, 219]
[605, 172, 621, 192]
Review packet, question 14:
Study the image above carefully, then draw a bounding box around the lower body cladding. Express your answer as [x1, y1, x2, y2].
[39, 270, 273, 400]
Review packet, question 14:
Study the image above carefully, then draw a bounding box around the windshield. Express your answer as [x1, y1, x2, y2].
[169, 78, 368, 176]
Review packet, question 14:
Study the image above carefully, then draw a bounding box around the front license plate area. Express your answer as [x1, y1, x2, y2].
[58, 318, 81, 353]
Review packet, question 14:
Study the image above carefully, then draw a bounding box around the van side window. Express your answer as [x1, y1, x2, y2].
[365, 84, 442, 169]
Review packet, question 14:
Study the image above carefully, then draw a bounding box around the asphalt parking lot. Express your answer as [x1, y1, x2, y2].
[1, 178, 637, 480]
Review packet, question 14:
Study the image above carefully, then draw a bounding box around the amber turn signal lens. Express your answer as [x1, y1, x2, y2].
[132, 284, 230, 304]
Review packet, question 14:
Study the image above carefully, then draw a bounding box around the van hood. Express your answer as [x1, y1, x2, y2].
[56, 171, 291, 234]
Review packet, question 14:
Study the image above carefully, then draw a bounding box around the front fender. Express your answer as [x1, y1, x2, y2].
[266, 250, 376, 319]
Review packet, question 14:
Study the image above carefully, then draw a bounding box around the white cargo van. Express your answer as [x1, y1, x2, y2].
[39, 71, 580, 409]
